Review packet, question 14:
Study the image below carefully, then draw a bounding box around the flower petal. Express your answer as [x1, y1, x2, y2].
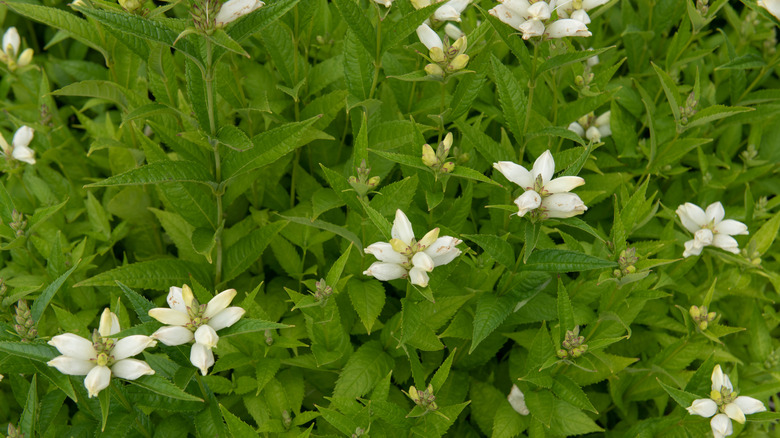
[167, 286, 188, 314]
[409, 267, 430, 287]
[514, 190, 542, 217]
[11, 126, 34, 149]
[543, 18, 591, 38]
[84, 365, 111, 398]
[112, 358, 155, 380]
[687, 399, 718, 418]
[677, 202, 708, 233]
[190, 343, 215, 376]
[532, 150, 555, 185]
[208, 307, 245, 331]
[493, 161, 534, 189]
[112, 335, 157, 360]
[194, 324, 220, 349]
[416, 23, 444, 50]
[215, 0, 264, 26]
[724, 402, 746, 424]
[152, 326, 194, 346]
[706, 202, 725, 224]
[363, 262, 407, 281]
[683, 240, 703, 258]
[391, 210, 415, 245]
[148, 308, 191, 326]
[507, 384, 530, 415]
[710, 413, 732, 438]
[12, 144, 35, 164]
[714, 219, 748, 236]
[734, 396, 766, 416]
[568, 122, 585, 138]
[3, 27, 21, 57]
[542, 193, 587, 218]
[711, 365, 725, 391]
[48, 333, 96, 360]
[204, 289, 237, 319]
[47, 356, 95, 376]
[712, 234, 740, 254]
[99, 308, 121, 337]
[365, 242, 406, 264]
[544, 176, 585, 194]
[424, 236, 462, 267]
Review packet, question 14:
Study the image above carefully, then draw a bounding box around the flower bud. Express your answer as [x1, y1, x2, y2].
[699, 321, 708, 331]
[390, 238, 413, 255]
[707, 312, 716, 322]
[367, 176, 380, 187]
[425, 63, 445, 77]
[429, 47, 446, 63]
[440, 161, 455, 173]
[417, 228, 440, 250]
[119, 0, 143, 11]
[441, 132, 453, 154]
[448, 54, 469, 71]
[451, 36, 467, 52]
[557, 349, 568, 358]
[625, 265, 636, 274]
[422, 144, 438, 167]
[16, 48, 33, 68]
[689, 306, 701, 319]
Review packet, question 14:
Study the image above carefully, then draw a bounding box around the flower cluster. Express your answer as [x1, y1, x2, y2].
[568, 111, 611, 143]
[48, 309, 156, 398]
[417, 23, 469, 78]
[149, 285, 245, 375]
[411, 0, 471, 23]
[363, 210, 462, 287]
[489, 0, 598, 39]
[1, 27, 33, 71]
[1, 126, 36, 165]
[407, 384, 438, 411]
[687, 365, 766, 438]
[422, 132, 455, 176]
[493, 150, 587, 219]
[676, 202, 748, 258]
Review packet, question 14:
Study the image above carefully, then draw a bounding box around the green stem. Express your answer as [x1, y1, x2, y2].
[523, 40, 540, 148]
[204, 38, 224, 286]
[368, 3, 383, 99]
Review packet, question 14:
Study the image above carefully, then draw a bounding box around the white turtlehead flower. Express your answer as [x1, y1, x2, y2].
[363, 210, 462, 287]
[489, 4, 526, 31]
[508, 385, 530, 415]
[215, 0, 265, 27]
[676, 202, 748, 258]
[444, 23, 466, 40]
[434, 0, 471, 22]
[493, 150, 587, 219]
[148, 285, 245, 375]
[1, 27, 34, 70]
[518, 1, 551, 39]
[759, 0, 780, 20]
[416, 23, 444, 51]
[544, 18, 592, 38]
[568, 111, 611, 143]
[557, 0, 609, 25]
[47, 308, 156, 398]
[1, 126, 36, 165]
[687, 365, 766, 438]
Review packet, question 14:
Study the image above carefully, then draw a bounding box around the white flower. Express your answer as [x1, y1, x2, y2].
[374, 0, 394, 7]
[676, 202, 748, 257]
[416, 23, 444, 51]
[363, 210, 462, 287]
[1, 126, 36, 165]
[148, 285, 245, 375]
[518, 1, 551, 39]
[556, 0, 609, 25]
[508, 385, 530, 415]
[1, 27, 34, 69]
[544, 18, 592, 38]
[434, 0, 471, 22]
[687, 365, 766, 438]
[586, 47, 599, 67]
[759, 0, 780, 20]
[493, 150, 587, 219]
[47, 308, 156, 398]
[444, 23, 465, 40]
[489, 4, 526, 31]
[568, 111, 610, 143]
[215, 0, 265, 27]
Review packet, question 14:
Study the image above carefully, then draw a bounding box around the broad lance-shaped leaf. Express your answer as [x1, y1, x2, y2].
[651, 62, 682, 123]
[0, 342, 58, 362]
[116, 281, 156, 323]
[490, 54, 527, 144]
[75, 259, 211, 290]
[332, 0, 377, 58]
[347, 279, 385, 334]
[537, 46, 614, 75]
[129, 375, 203, 402]
[381, 2, 443, 54]
[51, 80, 133, 110]
[222, 221, 287, 283]
[462, 234, 515, 268]
[218, 319, 291, 337]
[333, 341, 393, 399]
[86, 161, 214, 187]
[226, 0, 300, 43]
[30, 262, 80, 323]
[521, 249, 617, 272]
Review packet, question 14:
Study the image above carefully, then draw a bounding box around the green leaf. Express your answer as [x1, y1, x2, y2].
[279, 215, 363, 252]
[51, 80, 132, 110]
[462, 234, 515, 268]
[537, 46, 614, 75]
[19, 375, 37, 438]
[221, 116, 321, 179]
[207, 29, 250, 58]
[685, 105, 753, 129]
[75, 259, 211, 290]
[115, 282, 156, 323]
[0, 342, 58, 362]
[359, 198, 392, 240]
[651, 62, 682, 123]
[347, 279, 386, 334]
[129, 375, 203, 402]
[326, 244, 354, 290]
[748, 210, 780, 256]
[217, 126, 252, 151]
[332, 341, 393, 399]
[657, 378, 699, 408]
[333, 0, 377, 58]
[30, 262, 79, 323]
[557, 278, 574, 338]
[226, 0, 300, 44]
[552, 375, 597, 414]
[218, 319, 291, 337]
[343, 30, 375, 100]
[191, 226, 218, 263]
[222, 221, 287, 283]
[490, 54, 527, 143]
[98, 384, 110, 432]
[471, 293, 515, 354]
[86, 161, 214, 187]
[550, 398, 604, 435]
[122, 103, 177, 125]
[525, 390, 554, 427]
[522, 249, 617, 272]
[715, 53, 766, 70]
[527, 126, 587, 147]
[382, 2, 443, 54]
[429, 348, 456, 392]
[220, 404, 258, 437]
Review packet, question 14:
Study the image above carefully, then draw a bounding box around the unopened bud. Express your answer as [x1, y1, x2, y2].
[707, 312, 716, 322]
[429, 47, 446, 63]
[557, 349, 568, 358]
[625, 265, 636, 274]
[447, 54, 469, 71]
[689, 305, 701, 319]
[367, 176, 380, 187]
[698, 321, 708, 331]
[390, 238, 413, 255]
[282, 410, 292, 428]
[17, 48, 33, 68]
[441, 132, 453, 154]
[119, 0, 143, 11]
[440, 161, 454, 173]
[425, 63, 444, 77]
[451, 36, 467, 52]
[574, 75, 585, 87]
[422, 144, 438, 167]
[416, 228, 440, 250]
[264, 329, 273, 345]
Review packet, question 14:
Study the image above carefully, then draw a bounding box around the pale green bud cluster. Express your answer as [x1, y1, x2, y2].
[407, 384, 438, 411]
[425, 36, 469, 79]
[422, 132, 456, 176]
[313, 278, 333, 302]
[613, 248, 638, 278]
[348, 159, 381, 199]
[689, 305, 717, 331]
[680, 92, 698, 125]
[10, 209, 26, 237]
[14, 300, 37, 342]
[557, 326, 588, 359]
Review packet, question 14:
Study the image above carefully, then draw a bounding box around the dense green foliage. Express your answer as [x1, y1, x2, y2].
[1, 0, 780, 436]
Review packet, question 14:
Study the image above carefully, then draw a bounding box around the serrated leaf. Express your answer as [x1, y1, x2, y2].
[522, 249, 617, 272]
[332, 0, 376, 58]
[685, 105, 753, 129]
[490, 54, 527, 143]
[75, 259, 210, 290]
[220, 404, 257, 437]
[552, 375, 597, 414]
[525, 390, 554, 427]
[557, 278, 574, 339]
[657, 378, 699, 408]
[129, 375, 203, 402]
[52, 79, 132, 110]
[537, 46, 613, 75]
[30, 262, 79, 323]
[651, 62, 682, 123]
[0, 342, 58, 362]
[470, 292, 515, 354]
[116, 281, 156, 323]
[217, 125, 252, 151]
[333, 341, 393, 399]
[280, 215, 363, 252]
[219, 319, 290, 337]
[86, 161, 214, 187]
[222, 221, 287, 282]
[429, 348, 456, 392]
[347, 279, 385, 334]
[462, 234, 515, 268]
[6, 3, 107, 58]
[749, 210, 780, 256]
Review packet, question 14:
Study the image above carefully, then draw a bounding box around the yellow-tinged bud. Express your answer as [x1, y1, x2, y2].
[451, 36, 467, 52]
[425, 63, 445, 77]
[625, 265, 636, 274]
[422, 144, 438, 167]
[368, 176, 380, 187]
[417, 228, 440, 250]
[97, 353, 109, 367]
[409, 386, 419, 401]
[578, 114, 591, 127]
[390, 238, 412, 255]
[427, 384, 433, 394]
[442, 132, 453, 153]
[440, 161, 455, 173]
[447, 54, 469, 72]
[430, 47, 446, 63]
[410, 0, 430, 9]
[689, 305, 701, 319]
[573, 0, 583, 9]
[699, 321, 708, 331]
[711, 390, 722, 402]
[707, 312, 717, 322]
[182, 284, 195, 308]
[119, 0, 143, 11]
[17, 48, 33, 68]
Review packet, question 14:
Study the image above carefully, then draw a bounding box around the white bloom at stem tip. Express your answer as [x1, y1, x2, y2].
[508, 385, 530, 415]
[518, 1, 551, 39]
[148, 285, 245, 375]
[434, 0, 471, 23]
[2, 27, 34, 69]
[444, 23, 465, 40]
[215, 0, 265, 27]
[47, 308, 156, 398]
[676, 202, 748, 257]
[544, 19, 592, 39]
[687, 365, 766, 438]
[568, 111, 610, 143]
[1, 126, 36, 165]
[493, 150, 587, 219]
[489, 4, 526, 31]
[416, 23, 444, 51]
[758, 0, 780, 20]
[363, 210, 462, 288]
